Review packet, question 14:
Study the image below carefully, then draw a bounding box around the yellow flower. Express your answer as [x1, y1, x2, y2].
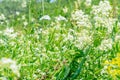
[104, 53, 120, 79]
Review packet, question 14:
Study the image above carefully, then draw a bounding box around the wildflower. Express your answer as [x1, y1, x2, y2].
[0, 39, 4, 44]
[91, 0, 112, 17]
[4, 27, 17, 38]
[0, 14, 5, 20]
[98, 38, 113, 51]
[104, 53, 120, 79]
[71, 10, 91, 28]
[91, 0, 116, 33]
[0, 58, 20, 77]
[63, 6, 68, 13]
[55, 15, 67, 21]
[72, 29, 92, 49]
[31, 18, 35, 22]
[85, 0, 92, 6]
[39, 15, 51, 20]
[115, 35, 120, 42]
[0, 77, 7, 80]
[22, 15, 26, 20]
[21, 0, 27, 8]
[23, 21, 28, 26]
[16, 11, 20, 16]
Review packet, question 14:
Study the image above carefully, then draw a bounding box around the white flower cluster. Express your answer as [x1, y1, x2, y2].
[55, 15, 67, 21]
[21, 0, 27, 8]
[63, 6, 68, 13]
[115, 35, 120, 42]
[85, 0, 92, 6]
[39, 15, 51, 20]
[91, 0, 116, 33]
[98, 38, 113, 51]
[92, 0, 112, 17]
[0, 14, 6, 20]
[3, 27, 18, 39]
[67, 29, 92, 49]
[40, 15, 67, 22]
[0, 58, 20, 77]
[74, 30, 92, 49]
[71, 10, 91, 28]
[0, 14, 6, 24]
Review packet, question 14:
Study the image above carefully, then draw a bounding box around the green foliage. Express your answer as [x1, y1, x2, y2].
[0, 0, 120, 80]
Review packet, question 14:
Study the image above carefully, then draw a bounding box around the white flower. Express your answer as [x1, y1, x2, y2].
[22, 15, 26, 20]
[91, 0, 112, 17]
[63, 6, 68, 13]
[23, 21, 28, 26]
[4, 27, 14, 34]
[16, 11, 20, 16]
[71, 10, 91, 28]
[4, 27, 17, 38]
[0, 58, 20, 77]
[39, 15, 51, 20]
[85, 0, 92, 6]
[68, 29, 92, 49]
[98, 38, 113, 51]
[0, 39, 4, 44]
[91, 0, 116, 33]
[0, 77, 7, 80]
[115, 35, 120, 42]
[55, 15, 67, 21]
[21, 0, 27, 8]
[0, 14, 5, 20]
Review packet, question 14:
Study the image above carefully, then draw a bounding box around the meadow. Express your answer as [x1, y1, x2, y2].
[0, 0, 120, 80]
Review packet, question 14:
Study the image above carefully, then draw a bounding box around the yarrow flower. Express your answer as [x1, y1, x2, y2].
[85, 0, 92, 6]
[55, 15, 67, 21]
[23, 21, 28, 26]
[16, 11, 20, 16]
[74, 30, 92, 49]
[67, 29, 92, 49]
[115, 35, 120, 42]
[91, 0, 112, 17]
[63, 6, 68, 13]
[39, 15, 51, 20]
[4, 27, 18, 38]
[21, 0, 27, 8]
[0, 14, 6, 20]
[71, 10, 92, 28]
[0, 58, 20, 77]
[91, 0, 116, 33]
[97, 38, 113, 51]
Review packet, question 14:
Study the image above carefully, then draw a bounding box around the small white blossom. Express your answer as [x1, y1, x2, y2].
[4, 27, 17, 38]
[98, 38, 113, 51]
[91, 0, 116, 33]
[23, 21, 28, 26]
[71, 10, 91, 28]
[55, 15, 67, 21]
[0, 14, 5, 20]
[63, 6, 68, 13]
[16, 11, 20, 16]
[85, 0, 92, 6]
[0, 39, 4, 44]
[91, 0, 112, 17]
[21, 0, 27, 8]
[22, 15, 26, 20]
[115, 35, 120, 42]
[39, 15, 51, 20]
[0, 58, 20, 77]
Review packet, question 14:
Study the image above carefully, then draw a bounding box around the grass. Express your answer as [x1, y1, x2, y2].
[0, 0, 120, 80]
